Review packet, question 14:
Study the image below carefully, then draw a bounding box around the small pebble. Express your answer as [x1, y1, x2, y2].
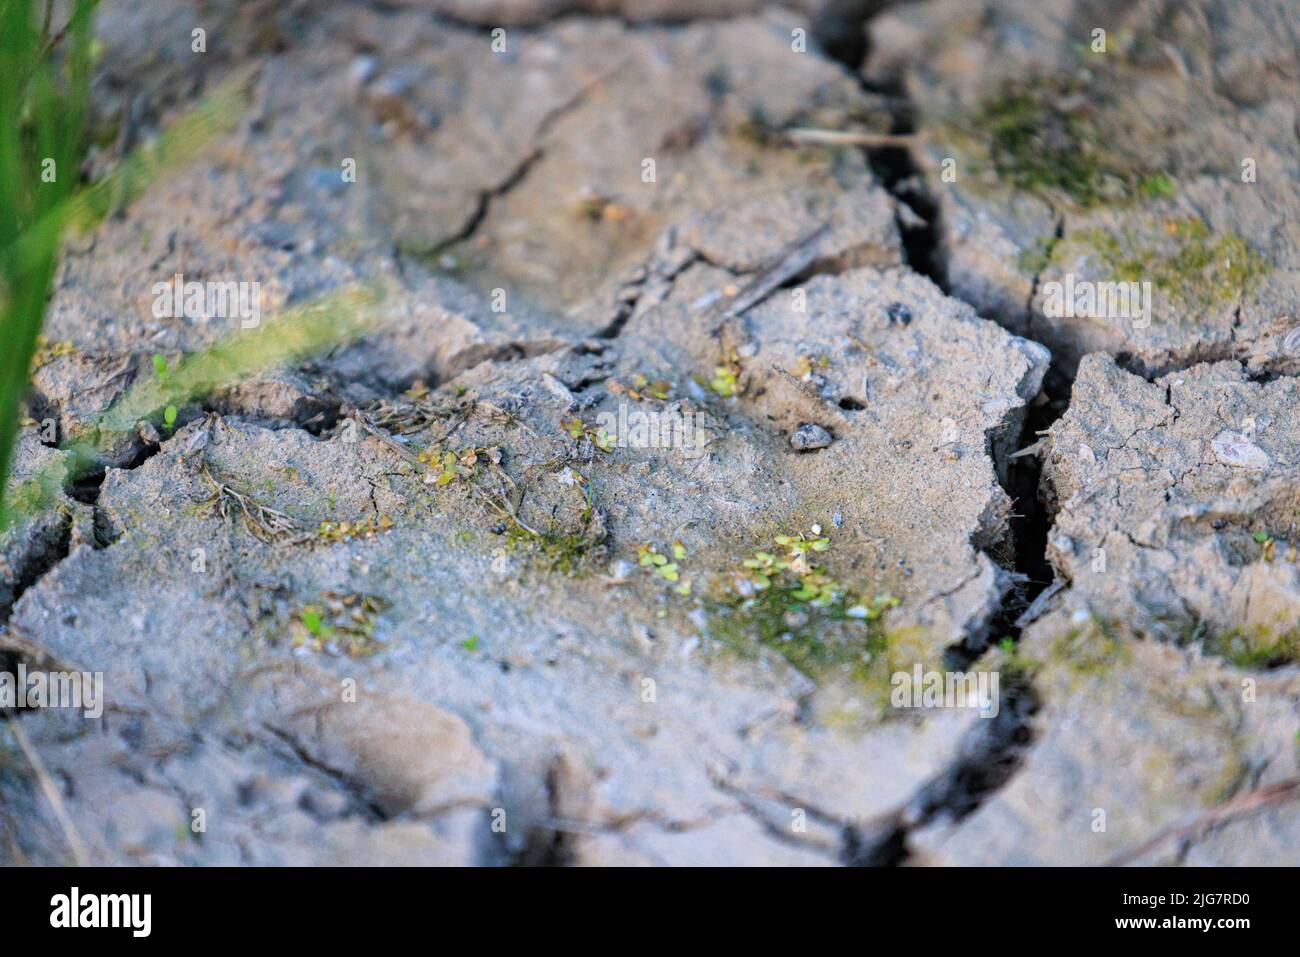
[347, 55, 377, 98]
[791, 423, 833, 450]
[136, 420, 161, 446]
[1212, 430, 1269, 470]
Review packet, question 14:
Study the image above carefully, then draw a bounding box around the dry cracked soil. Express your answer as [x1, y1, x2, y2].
[1, 0, 1297, 866]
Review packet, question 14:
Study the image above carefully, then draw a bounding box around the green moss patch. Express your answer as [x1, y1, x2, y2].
[1189, 622, 1300, 669]
[503, 523, 602, 576]
[1068, 217, 1268, 311]
[948, 77, 1176, 208]
[705, 533, 905, 692]
[1031, 216, 1270, 316]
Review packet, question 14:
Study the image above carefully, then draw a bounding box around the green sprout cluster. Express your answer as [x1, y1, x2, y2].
[560, 417, 615, 453]
[608, 373, 671, 401]
[636, 540, 691, 595]
[317, 514, 395, 543]
[418, 444, 502, 486]
[292, 591, 391, 658]
[709, 532, 899, 683]
[703, 352, 743, 398]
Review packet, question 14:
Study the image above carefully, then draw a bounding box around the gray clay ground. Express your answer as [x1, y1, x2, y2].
[1, 0, 1297, 865]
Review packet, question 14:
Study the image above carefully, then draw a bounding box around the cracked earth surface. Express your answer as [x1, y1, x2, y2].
[1, 0, 1297, 865]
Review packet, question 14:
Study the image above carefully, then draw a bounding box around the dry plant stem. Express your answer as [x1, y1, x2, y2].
[201, 463, 304, 544]
[1106, 778, 1300, 865]
[5, 715, 90, 866]
[710, 222, 831, 326]
[783, 127, 921, 148]
[347, 404, 544, 537]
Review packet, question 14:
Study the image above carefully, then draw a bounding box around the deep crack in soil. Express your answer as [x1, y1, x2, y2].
[821, 9, 1066, 864]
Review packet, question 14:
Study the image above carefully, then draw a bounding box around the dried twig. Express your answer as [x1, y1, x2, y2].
[706, 223, 831, 326]
[200, 463, 303, 544]
[0, 627, 83, 673]
[1107, 778, 1300, 866]
[361, 396, 458, 436]
[783, 127, 920, 149]
[5, 715, 90, 866]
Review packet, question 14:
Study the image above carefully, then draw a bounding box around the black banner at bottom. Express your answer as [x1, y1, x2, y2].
[0, 866, 1280, 942]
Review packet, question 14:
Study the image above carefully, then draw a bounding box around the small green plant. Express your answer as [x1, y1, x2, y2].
[1192, 620, 1299, 669]
[709, 533, 899, 683]
[0, 0, 95, 518]
[460, 634, 480, 652]
[418, 444, 502, 485]
[952, 77, 1176, 208]
[317, 514, 395, 543]
[1138, 172, 1176, 199]
[636, 541, 691, 595]
[608, 373, 671, 401]
[162, 404, 177, 433]
[968, 82, 1116, 205]
[291, 591, 391, 657]
[560, 417, 615, 453]
[1049, 617, 1129, 675]
[703, 352, 743, 398]
[992, 634, 1038, 679]
[504, 523, 601, 576]
[301, 607, 327, 636]
[739, 532, 831, 592]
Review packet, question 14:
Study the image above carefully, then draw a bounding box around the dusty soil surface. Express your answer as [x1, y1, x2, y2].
[1, 0, 1296, 865]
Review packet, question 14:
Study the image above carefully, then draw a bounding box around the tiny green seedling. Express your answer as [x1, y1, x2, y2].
[292, 591, 390, 657]
[317, 514, 394, 543]
[704, 353, 743, 398]
[1254, 530, 1276, 562]
[636, 541, 691, 593]
[608, 373, 671, 401]
[419, 444, 502, 485]
[301, 606, 330, 638]
[561, 418, 615, 453]
[710, 532, 901, 685]
[791, 355, 830, 378]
